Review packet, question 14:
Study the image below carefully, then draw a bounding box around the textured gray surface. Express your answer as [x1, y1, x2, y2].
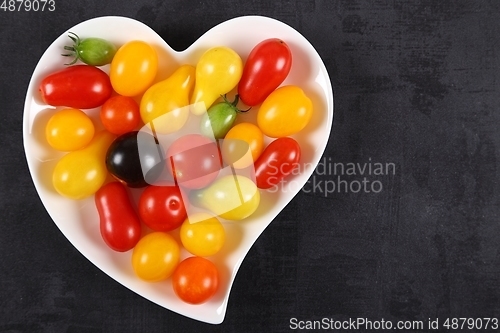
[1, 0, 500, 332]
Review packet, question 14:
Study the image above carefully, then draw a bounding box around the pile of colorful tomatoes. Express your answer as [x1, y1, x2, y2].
[39, 33, 313, 305]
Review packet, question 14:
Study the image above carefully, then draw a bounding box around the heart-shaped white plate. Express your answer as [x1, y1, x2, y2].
[23, 16, 333, 324]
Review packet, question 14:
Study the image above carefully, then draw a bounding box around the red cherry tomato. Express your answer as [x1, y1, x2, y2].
[238, 38, 292, 106]
[172, 256, 219, 304]
[254, 137, 301, 189]
[39, 65, 113, 109]
[100, 95, 141, 135]
[166, 134, 222, 189]
[95, 181, 142, 252]
[138, 184, 187, 232]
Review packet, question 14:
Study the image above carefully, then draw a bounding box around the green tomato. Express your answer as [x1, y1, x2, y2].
[200, 95, 248, 139]
[62, 32, 117, 66]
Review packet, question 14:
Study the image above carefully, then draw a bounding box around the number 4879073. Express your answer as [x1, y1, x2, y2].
[1, 0, 55, 11]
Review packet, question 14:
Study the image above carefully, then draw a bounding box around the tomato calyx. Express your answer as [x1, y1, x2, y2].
[62, 32, 83, 65]
[200, 94, 251, 139]
[221, 94, 251, 113]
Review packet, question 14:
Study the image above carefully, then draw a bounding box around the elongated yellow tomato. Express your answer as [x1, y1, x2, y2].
[180, 213, 225, 257]
[131, 232, 180, 282]
[221, 122, 264, 169]
[257, 85, 313, 137]
[140, 65, 195, 133]
[190, 46, 243, 115]
[110, 41, 158, 96]
[190, 175, 260, 220]
[46, 108, 94, 151]
[52, 131, 115, 199]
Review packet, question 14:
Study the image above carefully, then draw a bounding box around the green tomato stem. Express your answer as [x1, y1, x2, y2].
[68, 32, 80, 45]
[220, 94, 251, 113]
[62, 32, 82, 65]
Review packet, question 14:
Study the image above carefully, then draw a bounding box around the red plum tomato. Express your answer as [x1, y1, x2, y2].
[254, 137, 301, 189]
[39, 65, 112, 109]
[238, 38, 292, 106]
[95, 182, 142, 252]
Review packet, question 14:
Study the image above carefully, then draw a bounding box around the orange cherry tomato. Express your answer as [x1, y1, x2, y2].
[172, 256, 219, 304]
[110, 40, 158, 97]
[221, 122, 264, 169]
[131, 232, 180, 282]
[257, 85, 313, 137]
[46, 108, 95, 151]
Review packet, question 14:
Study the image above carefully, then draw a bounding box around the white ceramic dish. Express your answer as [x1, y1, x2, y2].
[23, 16, 333, 324]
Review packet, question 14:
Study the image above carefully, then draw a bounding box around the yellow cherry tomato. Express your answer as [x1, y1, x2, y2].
[131, 232, 180, 282]
[222, 122, 264, 169]
[52, 131, 115, 199]
[110, 40, 158, 96]
[140, 65, 195, 133]
[45, 108, 94, 151]
[190, 46, 243, 115]
[180, 213, 225, 257]
[257, 85, 313, 137]
[190, 175, 260, 220]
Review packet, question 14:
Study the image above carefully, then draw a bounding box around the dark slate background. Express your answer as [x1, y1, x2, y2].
[1, 0, 500, 332]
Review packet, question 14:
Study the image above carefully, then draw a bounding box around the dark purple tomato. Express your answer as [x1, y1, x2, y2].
[106, 131, 165, 188]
